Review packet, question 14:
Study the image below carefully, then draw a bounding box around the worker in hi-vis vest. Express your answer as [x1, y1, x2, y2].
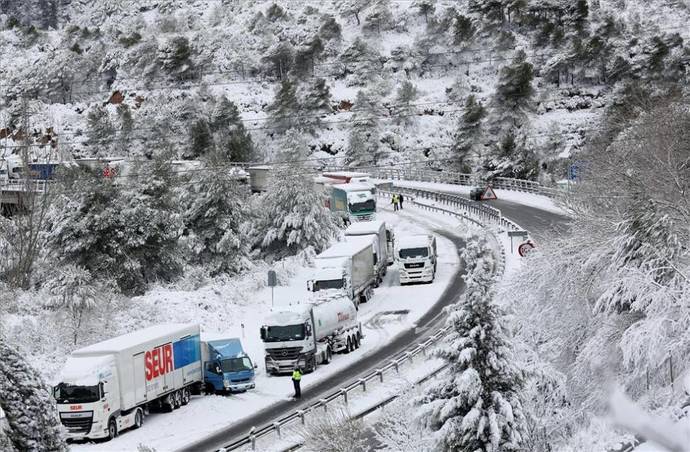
[292, 367, 302, 399]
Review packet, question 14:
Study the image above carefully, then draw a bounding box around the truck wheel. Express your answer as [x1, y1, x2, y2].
[173, 390, 182, 409]
[181, 388, 191, 405]
[354, 334, 360, 349]
[163, 395, 175, 412]
[107, 419, 118, 440]
[344, 338, 352, 354]
[133, 409, 143, 429]
[323, 347, 332, 364]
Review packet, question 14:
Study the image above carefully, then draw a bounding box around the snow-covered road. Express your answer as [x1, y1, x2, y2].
[70, 208, 464, 452]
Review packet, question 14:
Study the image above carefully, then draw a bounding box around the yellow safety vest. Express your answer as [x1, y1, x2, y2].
[292, 370, 302, 381]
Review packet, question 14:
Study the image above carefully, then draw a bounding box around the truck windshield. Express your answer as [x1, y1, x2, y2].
[349, 199, 375, 213]
[54, 383, 100, 404]
[222, 357, 253, 372]
[399, 247, 429, 259]
[314, 279, 343, 291]
[265, 325, 305, 342]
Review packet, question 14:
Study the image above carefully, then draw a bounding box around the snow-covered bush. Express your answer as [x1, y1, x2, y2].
[374, 389, 434, 451]
[298, 407, 367, 452]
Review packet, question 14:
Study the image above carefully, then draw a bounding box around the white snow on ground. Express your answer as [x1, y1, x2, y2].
[70, 207, 463, 452]
[376, 179, 567, 216]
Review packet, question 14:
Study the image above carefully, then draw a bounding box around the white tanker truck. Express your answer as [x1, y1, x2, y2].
[260, 294, 362, 374]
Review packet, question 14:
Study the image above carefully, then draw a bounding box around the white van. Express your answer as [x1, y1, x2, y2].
[396, 235, 437, 284]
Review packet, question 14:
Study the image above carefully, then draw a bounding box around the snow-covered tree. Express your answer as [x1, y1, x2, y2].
[453, 94, 485, 172]
[267, 79, 300, 133]
[393, 80, 419, 126]
[340, 37, 382, 86]
[302, 78, 333, 133]
[254, 163, 340, 260]
[346, 90, 383, 167]
[116, 103, 134, 155]
[0, 337, 67, 452]
[182, 160, 251, 276]
[419, 235, 526, 452]
[364, 0, 393, 34]
[339, 0, 369, 26]
[412, 0, 436, 24]
[209, 96, 255, 162]
[43, 264, 103, 345]
[492, 50, 534, 127]
[86, 104, 115, 152]
[158, 36, 195, 79]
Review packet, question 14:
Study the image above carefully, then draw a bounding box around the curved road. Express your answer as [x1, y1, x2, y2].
[179, 196, 569, 452]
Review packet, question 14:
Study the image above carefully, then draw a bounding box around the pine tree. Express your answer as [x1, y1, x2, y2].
[468, 0, 505, 29]
[43, 264, 102, 345]
[493, 50, 534, 127]
[268, 79, 300, 133]
[210, 96, 255, 162]
[364, 0, 393, 34]
[0, 337, 67, 452]
[116, 103, 134, 156]
[419, 237, 526, 452]
[393, 80, 419, 126]
[254, 164, 340, 260]
[182, 158, 251, 276]
[86, 104, 115, 153]
[302, 78, 333, 133]
[452, 14, 476, 45]
[347, 90, 383, 167]
[485, 128, 539, 180]
[412, 0, 436, 24]
[188, 118, 212, 158]
[340, 37, 381, 86]
[293, 37, 324, 78]
[158, 36, 194, 80]
[339, 0, 368, 25]
[454, 95, 485, 173]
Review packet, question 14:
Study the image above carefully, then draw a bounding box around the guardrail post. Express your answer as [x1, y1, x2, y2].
[340, 388, 348, 404]
[406, 351, 414, 363]
[359, 378, 367, 392]
[320, 398, 328, 412]
[392, 360, 399, 373]
[250, 434, 256, 450]
[376, 369, 384, 382]
[298, 409, 306, 425]
[273, 421, 281, 438]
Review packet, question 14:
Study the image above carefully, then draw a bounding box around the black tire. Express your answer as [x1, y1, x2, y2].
[181, 388, 191, 405]
[173, 390, 182, 409]
[163, 394, 175, 412]
[204, 383, 215, 395]
[344, 337, 352, 354]
[353, 334, 360, 349]
[323, 347, 332, 364]
[133, 409, 143, 429]
[310, 356, 317, 373]
[107, 419, 117, 440]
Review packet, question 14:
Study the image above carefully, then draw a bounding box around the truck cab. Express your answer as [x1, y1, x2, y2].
[261, 308, 317, 374]
[54, 355, 131, 441]
[202, 339, 256, 393]
[396, 235, 437, 284]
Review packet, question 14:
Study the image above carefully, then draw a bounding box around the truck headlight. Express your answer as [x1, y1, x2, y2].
[223, 380, 230, 388]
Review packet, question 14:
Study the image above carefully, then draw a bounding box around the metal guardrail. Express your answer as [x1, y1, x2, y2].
[217, 326, 451, 452]
[0, 178, 49, 193]
[215, 185, 516, 452]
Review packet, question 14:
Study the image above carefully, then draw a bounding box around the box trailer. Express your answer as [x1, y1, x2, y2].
[345, 220, 393, 282]
[54, 324, 203, 441]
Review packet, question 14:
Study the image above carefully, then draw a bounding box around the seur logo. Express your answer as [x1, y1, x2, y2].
[145, 344, 173, 381]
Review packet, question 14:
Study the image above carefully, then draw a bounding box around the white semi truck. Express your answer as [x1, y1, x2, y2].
[308, 239, 376, 306]
[345, 220, 395, 283]
[54, 324, 203, 441]
[261, 294, 362, 374]
[396, 234, 438, 284]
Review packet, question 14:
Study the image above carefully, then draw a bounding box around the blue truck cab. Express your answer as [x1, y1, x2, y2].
[202, 338, 256, 393]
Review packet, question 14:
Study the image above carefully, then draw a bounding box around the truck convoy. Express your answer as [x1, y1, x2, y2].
[308, 239, 376, 306]
[345, 220, 394, 283]
[261, 294, 362, 374]
[202, 338, 256, 393]
[54, 324, 255, 441]
[396, 234, 438, 285]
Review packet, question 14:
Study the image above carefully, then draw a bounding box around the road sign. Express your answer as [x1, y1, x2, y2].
[508, 230, 529, 254]
[480, 185, 497, 200]
[518, 241, 536, 257]
[268, 270, 277, 307]
[568, 164, 579, 181]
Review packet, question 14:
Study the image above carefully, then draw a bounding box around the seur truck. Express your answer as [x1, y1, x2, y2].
[54, 324, 203, 441]
[260, 293, 362, 374]
[396, 234, 438, 284]
[202, 338, 256, 393]
[345, 220, 395, 283]
[308, 239, 376, 306]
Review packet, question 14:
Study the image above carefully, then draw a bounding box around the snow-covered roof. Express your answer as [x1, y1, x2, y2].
[264, 305, 311, 326]
[322, 171, 370, 178]
[397, 234, 433, 249]
[312, 266, 344, 280]
[335, 182, 375, 193]
[345, 220, 385, 236]
[72, 324, 198, 355]
[315, 255, 348, 269]
[247, 165, 271, 170]
[60, 355, 115, 386]
[318, 240, 371, 259]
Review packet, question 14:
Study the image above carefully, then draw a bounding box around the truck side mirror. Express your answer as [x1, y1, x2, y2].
[215, 364, 222, 374]
[254, 363, 258, 369]
[260, 327, 267, 341]
[307, 280, 314, 291]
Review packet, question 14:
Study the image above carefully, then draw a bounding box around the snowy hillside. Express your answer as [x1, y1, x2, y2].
[2, 0, 688, 181]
